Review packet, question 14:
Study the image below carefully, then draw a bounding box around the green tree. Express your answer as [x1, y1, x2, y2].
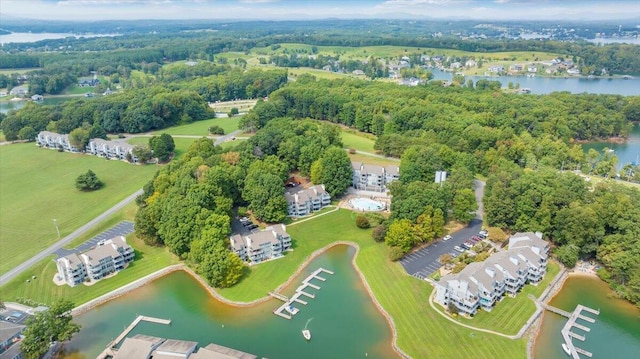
[310, 160, 323, 184]
[68, 126, 91, 151]
[132, 145, 153, 163]
[453, 188, 478, 224]
[318, 146, 355, 197]
[149, 133, 175, 162]
[384, 219, 416, 253]
[18, 126, 37, 141]
[356, 215, 370, 229]
[243, 157, 288, 222]
[227, 107, 239, 117]
[75, 170, 103, 191]
[21, 299, 80, 359]
[372, 224, 387, 242]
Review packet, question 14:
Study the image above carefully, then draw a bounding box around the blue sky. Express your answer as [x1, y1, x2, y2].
[1, 0, 639, 21]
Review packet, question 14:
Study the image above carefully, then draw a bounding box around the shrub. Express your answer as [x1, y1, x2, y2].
[372, 224, 387, 242]
[487, 227, 507, 242]
[355, 215, 370, 229]
[75, 170, 103, 191]
[388, 246, 405, 261]
[209, 125, 225, 135]
[227, 107, 239, 117]
[364, 212, 386, 226]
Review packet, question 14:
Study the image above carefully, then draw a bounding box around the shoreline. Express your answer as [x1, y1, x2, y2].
[70, 241, 410, 359]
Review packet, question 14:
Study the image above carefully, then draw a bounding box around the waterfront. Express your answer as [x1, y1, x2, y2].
[0, 32, 119, 45]
[582, 124, 640, 169]
[533, 275, 640, 359]
[60, 245, 397, 359]
[0, 96, 82, 114]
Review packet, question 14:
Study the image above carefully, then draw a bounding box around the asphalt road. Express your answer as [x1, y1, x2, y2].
[400, 179, 486, 280]
[214, 129, 243, 146]
[0, 189, 143, 286]
[54, 221, 135, 258]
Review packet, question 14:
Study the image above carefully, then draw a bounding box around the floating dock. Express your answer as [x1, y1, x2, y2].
[272, 268, 334, 320]
[543, 303, 599, 359]
[96, 315, 171, 359]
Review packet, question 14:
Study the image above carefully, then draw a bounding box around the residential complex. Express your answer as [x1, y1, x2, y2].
[36, 131, 140, 162]
[434, 232, 549, 316]
[56, 236, 135, 287]
[0, 321, 25, 359]
[114, 334, 257, 359]
[351, 162, 400, 192]
[230, 224, 292, 264]
[285, 184, 331, 218]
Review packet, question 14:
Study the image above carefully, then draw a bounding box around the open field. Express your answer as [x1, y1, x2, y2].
[217, 209, 526, 358]
[288, 67, 354, 80]
[348, 153, 399, 167]
[150, 117, 240, 136]
[210, 99, 258, 113]
[0, 143, 157, 275]
[436, 260, 562, 335]
[0, 67, 41, 74]
[126, 136, 197, 160]
[0, 232, 179, 306]
[341, 131, 377, 153]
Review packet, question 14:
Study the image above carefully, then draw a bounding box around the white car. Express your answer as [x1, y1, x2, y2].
[443, 235, 452, 241]
[454, 246, 465, 253]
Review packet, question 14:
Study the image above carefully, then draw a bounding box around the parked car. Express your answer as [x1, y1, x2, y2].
[471, 235, 482, 242]
[443, 235, 452, 241]
[454, 246, 465, 253]
[461, 242, 472, 250]
[478, 230, 488, 239]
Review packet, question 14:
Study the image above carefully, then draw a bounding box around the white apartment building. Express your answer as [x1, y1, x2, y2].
[36, 131, 80, 152]
[36, 131, 140, 162]
[352, 162, 399, 192]
[229, 224, 292, 264]
[434, 232, 548, 316]
[56, 236, 135, 287]
[285, 185, 331, 218]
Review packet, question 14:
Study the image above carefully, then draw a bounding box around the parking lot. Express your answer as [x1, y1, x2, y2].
[399, 218, 482, 280]
[54, 221, 135, 258]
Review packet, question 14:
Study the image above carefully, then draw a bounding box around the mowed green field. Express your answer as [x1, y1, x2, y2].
[0, 143, 157, 275]
[218, 209, 526, 358]
[150, 117, 240, 136]
[126, 136, 198, 160]
[340, 131, 377, 153]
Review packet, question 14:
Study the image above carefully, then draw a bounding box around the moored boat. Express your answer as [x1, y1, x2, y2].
[302, 329, 311, 340]
[562, 343, 571, 355]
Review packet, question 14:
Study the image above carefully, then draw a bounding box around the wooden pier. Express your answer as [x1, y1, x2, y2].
[272, 268, 334, 320]
[541, 304, 599, 359]
[96, 315, 171, 359]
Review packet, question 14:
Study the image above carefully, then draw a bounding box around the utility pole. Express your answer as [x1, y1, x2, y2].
[53, 219, 60, 238]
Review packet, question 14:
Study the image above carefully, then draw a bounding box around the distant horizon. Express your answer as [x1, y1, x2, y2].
[1, 0, 639, 22]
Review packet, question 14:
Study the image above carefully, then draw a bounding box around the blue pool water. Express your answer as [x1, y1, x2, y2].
[349, 198, 385, 211]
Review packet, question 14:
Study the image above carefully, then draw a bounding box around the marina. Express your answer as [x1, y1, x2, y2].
[96, 315, 172, 359]
[271, 267, 334, 320]
[542, 302, 600, 359]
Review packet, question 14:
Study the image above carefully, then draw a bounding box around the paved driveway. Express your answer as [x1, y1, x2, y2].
[54, 221, 135, 258]
[400, 219, 482, 280]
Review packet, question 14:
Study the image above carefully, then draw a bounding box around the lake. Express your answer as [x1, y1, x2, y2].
[60, 245, 397, 359]
[430, 69, 640, 96]
[0, 96, 84, 114]
[0, 32, 119, 45]
[582, 123, 640, 169]
[533, 275, 640, 359]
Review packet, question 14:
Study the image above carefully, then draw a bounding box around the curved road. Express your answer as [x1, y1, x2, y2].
[0, 189, 143, 286]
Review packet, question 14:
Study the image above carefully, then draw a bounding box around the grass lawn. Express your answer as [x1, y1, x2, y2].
[63, 202, 138, 250]
[126, 136, 197, 160]
[150, 117, 240, 136]
[0, 233, 179, 306]
[0, 67, 41, 74]
[288, 67, 353, 80]
[62, 84, 94, 95]
[437, 260, 562, 335]
[217, 209, 526, 358]
[209, 100, 258, 113]
[340, 131, 377, 153]
[348, 153, 399, 167]
[0, 143, 157, 275]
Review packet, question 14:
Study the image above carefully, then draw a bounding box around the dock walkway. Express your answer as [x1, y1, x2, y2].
[542, 304, 600, 359]
[96, 315, 171, 359]
[272, 268, 334, 320]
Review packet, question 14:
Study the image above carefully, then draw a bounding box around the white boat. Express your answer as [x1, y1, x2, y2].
[285, 305, 299, 315]
[562, 343, 571, 355]
[302, 329, 311, 340]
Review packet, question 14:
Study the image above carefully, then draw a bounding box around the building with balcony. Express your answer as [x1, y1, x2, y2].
[36, 131, 141, 163]
[56, 236, 135, 287]
[285, 185, 331, 218]
[229, 224, 291, 264]
[35, 131, 80, 152]
[434, 232, 548, 316]
[0, 321, 25, 359]
[352, 162, 399, 192]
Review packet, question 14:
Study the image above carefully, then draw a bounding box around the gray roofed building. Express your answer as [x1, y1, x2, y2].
[352, 162, 399, 192]
[190, 343, 258, 359]
[114, 336, 160, 359]
[230, 225, 292, 264]
[109, 334, 257, 359]
[0, 321, 25, 359]
[154, 338, 198, 358]
[285, 184, 331, 218]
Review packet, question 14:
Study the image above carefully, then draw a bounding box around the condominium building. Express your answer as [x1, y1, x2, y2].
[56, 236, 135, 287]
[36, 131, 141, 162]
[351, 162, 400, 192]
[229, 224, 292, 264]
[434, 232, 548, 316]
[36, 131, 80, 152]
[285, 185, 331, 218]
[112, 334, 257, 359]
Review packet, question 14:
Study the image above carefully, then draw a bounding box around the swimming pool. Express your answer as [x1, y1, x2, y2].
[349, 198, 386, 212]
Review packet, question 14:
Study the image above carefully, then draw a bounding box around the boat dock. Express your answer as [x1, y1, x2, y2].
[96, 315, 171, 359]
[542, 303, 599, 359]
[272, 268, 334, 319]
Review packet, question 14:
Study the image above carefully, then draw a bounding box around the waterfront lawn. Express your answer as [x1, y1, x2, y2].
[150, 117, 240, 136]
[0, 143, 157, 275]
[217, 209, 526, 358]
[0, 234, 179, 306]
[447, 260, 562, 335]
[340, 131, 377, 153]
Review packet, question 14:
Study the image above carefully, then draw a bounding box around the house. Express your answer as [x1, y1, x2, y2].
[56, 236, 135, 286]
[352, 162, 399, 192]
[509, 64, 524, 72]
[352, 70, 365, 76]
[434, 234, 549, 316]
[0, 321, 25, 359]
[465, 59, 477, 68]
[30, 94, 43, 101]
[527, 65, 538, 73]
[86, 138, 139, 162]
[35, 131, 79, 152]
[77, 78, 100, 87]
[8, 85, 27, 97]
[285, 185, 331, 218]
[567, 68, 580, 75]
[487, 65, 504, 73]
[322, 65, 332, 72]
[230, 224, 291, 264]
[450, 62, 462, 69]
[103, 88, 114, 96]
[112, 334, 257, 359]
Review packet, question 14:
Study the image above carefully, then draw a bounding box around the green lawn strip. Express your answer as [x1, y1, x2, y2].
[62, 202, 138, 250]
[435, 260, 561, 335]
[287, 67, 353, 80]
[0, 234, 178, 306]
[340, 131, 377, 153]
[150, 117, 240, 136]
[126, 136, 197, 160]
[0, 68, 41, 74]
[62, 85, 93, 95]
[0, 144, 157, 275]
[348, 153, 399, 167]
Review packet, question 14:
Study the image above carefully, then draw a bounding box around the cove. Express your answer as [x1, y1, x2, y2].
[582, 123, 640, 170]
[533, 275, 640, 359]
[60, 245, 398, 359]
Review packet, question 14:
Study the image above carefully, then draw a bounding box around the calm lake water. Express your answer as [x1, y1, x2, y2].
[430, 69, 640, 96]
[533, 275, 640, 359]
[583, 124, 640, 168]
[60, 245, 397, 359]
[0, 32, 119, 45]
[0, 97, 84, 114]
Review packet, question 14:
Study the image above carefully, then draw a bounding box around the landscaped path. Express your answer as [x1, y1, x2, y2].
[0, 189, 143, 286]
